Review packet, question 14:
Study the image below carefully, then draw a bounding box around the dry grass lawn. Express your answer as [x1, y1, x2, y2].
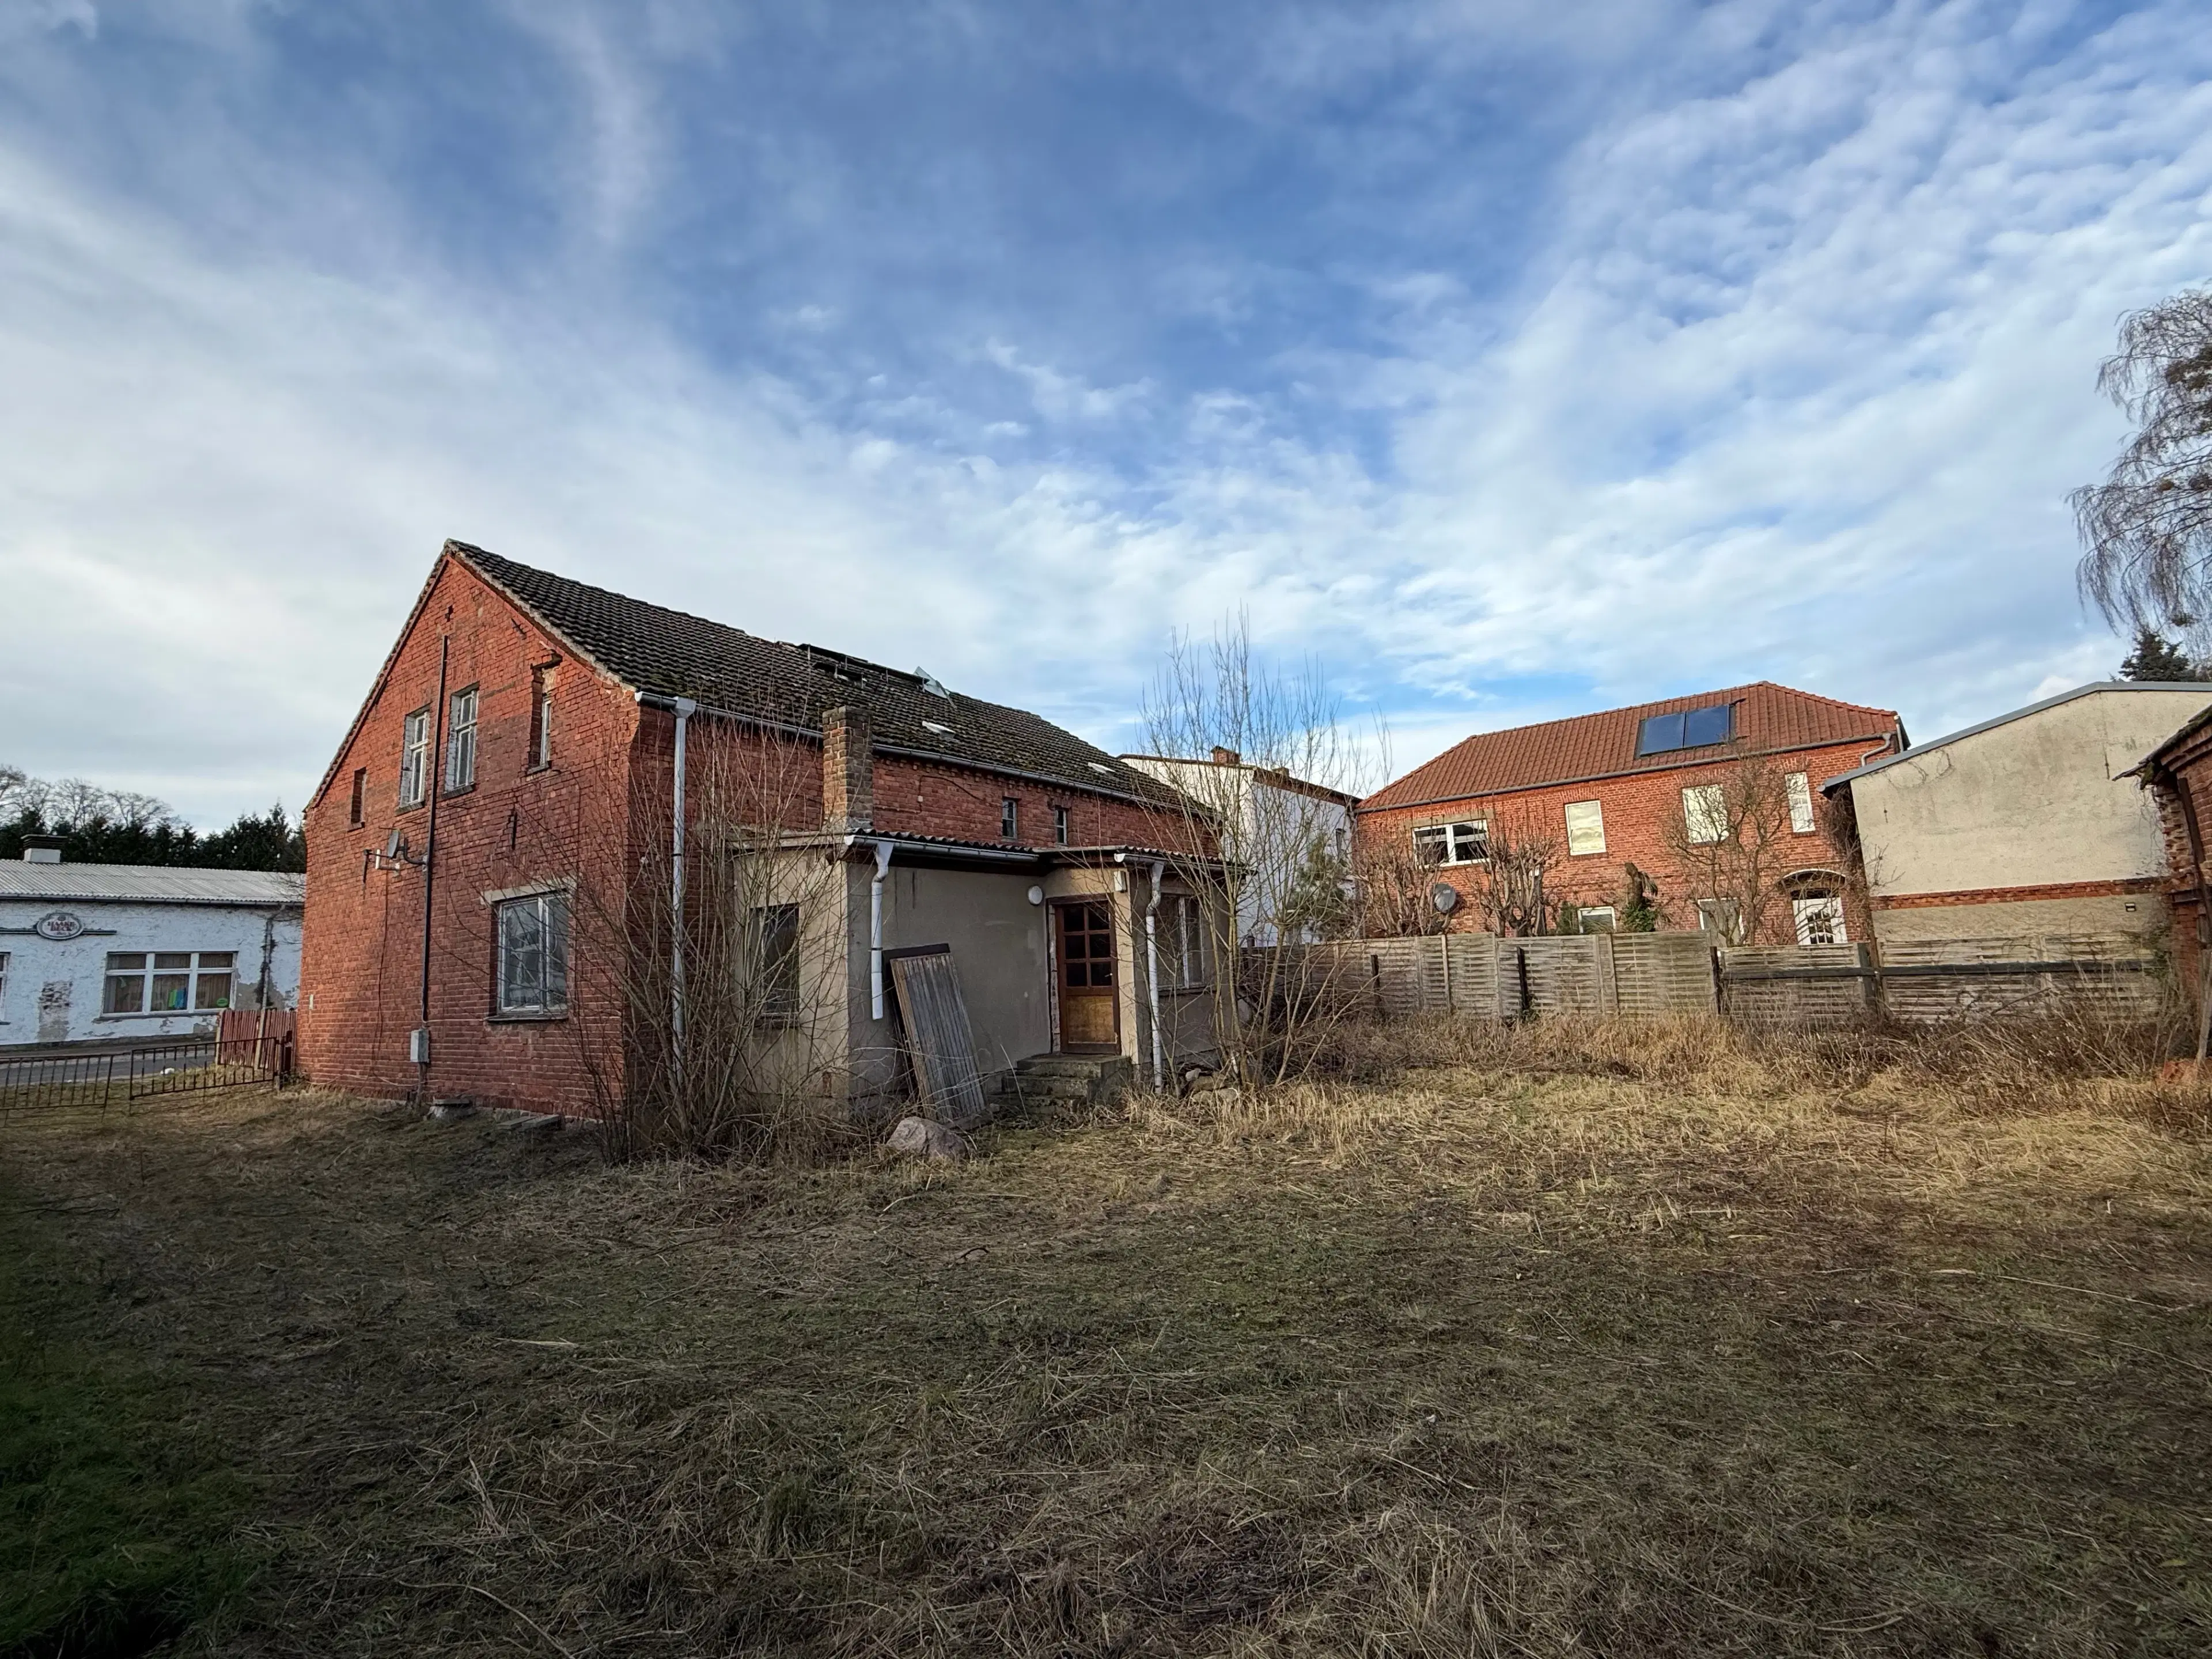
[5, 1016, 2212, 1656]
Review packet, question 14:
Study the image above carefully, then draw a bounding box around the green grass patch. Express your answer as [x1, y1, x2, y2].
[0, 1197, 249, 1658]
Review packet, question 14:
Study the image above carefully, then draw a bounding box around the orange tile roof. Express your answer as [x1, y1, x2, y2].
[1359, 682, 1903, 812]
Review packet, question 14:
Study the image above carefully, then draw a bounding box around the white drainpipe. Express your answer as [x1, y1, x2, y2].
[1145, 858, 1166, 1090]
[670, 697, 698, 1078]
[870, 838, 893, 1020]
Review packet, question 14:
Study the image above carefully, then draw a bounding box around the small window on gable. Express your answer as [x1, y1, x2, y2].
[529, 665, 555, 770]
[1637, 703, 1734, 756]
[1786, 772, 1816, 834]
[1563, 799, 1605, 856]
[398, 709, 430, 808]
[1001, 797, 1020, 840]
[445, 686, 479, 792]
[349, 768, 366, 827]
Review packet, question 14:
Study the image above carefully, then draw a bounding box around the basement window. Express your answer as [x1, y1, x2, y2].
[1413, 821, 1488, 866]
[495, 892, 569, 1017]
[1637, 704, 1734, 756]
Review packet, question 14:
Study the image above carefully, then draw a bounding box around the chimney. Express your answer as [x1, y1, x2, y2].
[823, 704, 873, 831]
[21, 834, 63, 865]
[1211, 746, 1241, 767]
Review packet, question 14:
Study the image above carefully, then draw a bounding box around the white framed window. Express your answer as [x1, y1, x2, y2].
[1683, 784, 1728, 845]
[102, 950, 234, 1015]
[1002, 797, 1020, 839]
[1786, 771, 1816, 835]
[1414, 820, 1488, 865]
[495, 893, 569, 1016]
[1053, 804, 1070, 846]
[445, 686, 479, 792]
[529, 666, 555, 770]
[1694, 898, 1741, 940]
[1569, 905, 1617, 933]
[398, 709, 430, 808]
[1793, 896, 1846, 945]
[1158, 893, 1207, 989]
[1563, 799, 1605, 856]
[751, 903, 801, 1018]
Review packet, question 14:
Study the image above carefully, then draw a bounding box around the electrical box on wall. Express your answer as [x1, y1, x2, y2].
[408, 1027, 431, 1065]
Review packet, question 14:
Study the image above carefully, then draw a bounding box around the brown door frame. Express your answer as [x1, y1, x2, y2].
[1050, 896, 1122, 1054]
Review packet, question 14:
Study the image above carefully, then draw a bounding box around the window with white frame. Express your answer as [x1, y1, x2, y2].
[529, 666, 555, 770]
[1001, 797, 1020, 840]
[1570, 904, 1618, 933]
[751, 903, 801, 1017]
[398, 709, 430, 808]
[1793, 896, 1846, 945]
[1158, 893, 1206, 989]
[446, 686, 479, 792]
[1413, 820, 1488, 865]
[1563, 799, 1606, 856]
[1682, 784, 1728, 845]
[102, 951, 234, 1014]
[495, 892, 569, 1016]
[1786, 771, 1816, 835]
[1053, 804, 1070, 846]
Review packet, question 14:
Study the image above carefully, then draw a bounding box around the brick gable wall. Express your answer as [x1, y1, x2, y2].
[1357, 738, 1883, 944]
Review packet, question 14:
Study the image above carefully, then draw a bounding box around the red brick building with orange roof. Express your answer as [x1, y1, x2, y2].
[1356, 683, 1906, 943]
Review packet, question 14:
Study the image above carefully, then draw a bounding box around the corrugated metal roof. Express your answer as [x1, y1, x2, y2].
[0, 863, 305, 906]
[1823, 681, 2212, 793]
[1359, 681, 1903, 813]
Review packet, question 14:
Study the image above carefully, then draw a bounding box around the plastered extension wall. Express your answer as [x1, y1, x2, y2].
[1846, 688, 2212, 922]
[0, 899, 300, 1047]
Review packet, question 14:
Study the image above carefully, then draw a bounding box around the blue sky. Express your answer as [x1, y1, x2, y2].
[2, 0, 2209, 825]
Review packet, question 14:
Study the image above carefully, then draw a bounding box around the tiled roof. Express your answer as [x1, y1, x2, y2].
[452, 543, 1180, 806]
[0, 863, 304, 906]
[1360, 682, 1902, 813]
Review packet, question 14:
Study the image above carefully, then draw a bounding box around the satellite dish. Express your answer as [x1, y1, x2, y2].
[385, 829, 406, 862]
[1430, 882, 1460, 914]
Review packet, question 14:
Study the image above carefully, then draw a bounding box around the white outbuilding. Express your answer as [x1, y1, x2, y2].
[0, 840, 304, 1048]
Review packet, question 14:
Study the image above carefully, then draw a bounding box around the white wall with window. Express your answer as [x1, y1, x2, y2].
[0, 862, 304, 1047]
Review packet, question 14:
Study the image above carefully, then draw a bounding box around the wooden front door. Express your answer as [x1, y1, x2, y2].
[1054, 900, 1120, 1052]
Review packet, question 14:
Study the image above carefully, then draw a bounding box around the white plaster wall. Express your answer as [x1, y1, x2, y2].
[0, 900, 302, 1047]
[1848, 688, 2212, 899]
[1120, 757, 1353, 942]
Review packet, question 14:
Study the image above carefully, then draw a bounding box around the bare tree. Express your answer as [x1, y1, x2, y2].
[1661, 749, 1800, 945]
[1139, 616, 1370, 1088]
[1463, 806, 1563, 937]
[2074, 287, 2212, 642]
[1351, 831, 1453, 940]
[566, 725, 854, 1162]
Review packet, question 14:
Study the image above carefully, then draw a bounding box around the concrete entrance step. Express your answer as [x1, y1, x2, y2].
[987, 1052, 1136, 1108]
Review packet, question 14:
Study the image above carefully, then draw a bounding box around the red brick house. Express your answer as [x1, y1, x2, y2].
[1356, 683, 1906, 943]
[299, 541, 1223, 1120]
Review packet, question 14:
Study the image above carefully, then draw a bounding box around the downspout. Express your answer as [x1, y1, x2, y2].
[669, 697, 697, 1084]
[870, 838, 893, 1020]
[416, 634, 449, 1103]
[1145, 859, 1166, 1090]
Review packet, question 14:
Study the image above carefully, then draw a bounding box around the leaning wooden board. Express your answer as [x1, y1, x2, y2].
[887, 946, 990, 1128]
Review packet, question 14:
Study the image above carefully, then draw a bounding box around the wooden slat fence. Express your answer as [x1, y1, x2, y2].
[1247, 929, 2164, 1029]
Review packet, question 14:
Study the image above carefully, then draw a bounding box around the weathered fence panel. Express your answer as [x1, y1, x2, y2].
[1719, 942, 1874, 1025]
[1498, 935, 1613, 1017]
[1613, 932, 1718, 1017]
[1875, 934, 2157, 1024]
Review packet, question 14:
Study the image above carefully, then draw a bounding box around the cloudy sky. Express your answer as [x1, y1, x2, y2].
[2, 0, 2208, 827]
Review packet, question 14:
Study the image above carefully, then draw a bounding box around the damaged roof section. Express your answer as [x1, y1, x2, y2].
[452, 541, 1182, 807]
